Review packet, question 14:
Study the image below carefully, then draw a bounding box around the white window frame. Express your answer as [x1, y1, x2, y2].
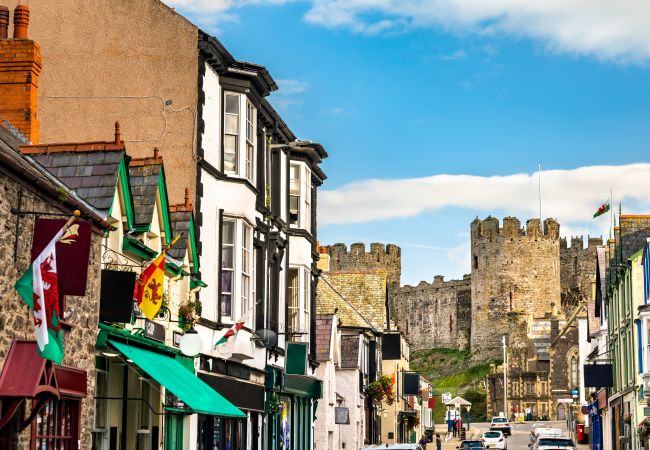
[289, 162, 312, 231]
[220, 217, 254, 324]
[289, 163, 301, 227]
[220, 219, 235, 319]
[288, 268, 300, 336]
[223, 92, 256, 183]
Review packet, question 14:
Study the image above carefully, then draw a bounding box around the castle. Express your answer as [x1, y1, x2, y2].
[326, 216, 599, 357]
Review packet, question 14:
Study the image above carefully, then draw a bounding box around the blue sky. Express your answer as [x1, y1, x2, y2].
[167, 0, 650, 285]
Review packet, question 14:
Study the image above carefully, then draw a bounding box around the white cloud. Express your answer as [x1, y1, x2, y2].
[440, 49, 467, 60]
[318, 163, 650, 230]
[270, 79, 309, 111]
[304, 0, 650, 63]
[446, 241, 471, 272]
[276, 79, 308, 94]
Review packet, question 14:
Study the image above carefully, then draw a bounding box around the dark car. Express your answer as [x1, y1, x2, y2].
[457, 440, 486, 450]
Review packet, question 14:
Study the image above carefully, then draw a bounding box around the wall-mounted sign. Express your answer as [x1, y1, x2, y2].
[442, 392, 452, 404]
[402, 373, 420, 396]
[335, 407, 350, 424]
[144, 320, 165, 342]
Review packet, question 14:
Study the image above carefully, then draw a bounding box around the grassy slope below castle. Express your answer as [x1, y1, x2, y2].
[410, 348, 500, 423]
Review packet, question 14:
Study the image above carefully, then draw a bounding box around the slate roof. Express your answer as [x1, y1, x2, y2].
[315, 315, 333, 362]
[129, 161, 162, 227]
[317, 270, 391, 331]
[168, 209, 191, 260]
[340, 335, 359, 369]
[27, 149, 125, 213]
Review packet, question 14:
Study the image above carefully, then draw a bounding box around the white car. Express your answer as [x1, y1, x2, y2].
[489, 417, 512, 436]
[532, 437, 576, 450]
[481, 431, 507, 450]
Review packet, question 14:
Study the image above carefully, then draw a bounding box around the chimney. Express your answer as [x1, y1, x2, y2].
[184, 187, 191, 209]
[0, 5, 41, 143]
[317, 245, 330, 272]
[0, 6, 8, 39]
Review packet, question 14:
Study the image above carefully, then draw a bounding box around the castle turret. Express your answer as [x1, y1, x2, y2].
[470, 216, 561, 356]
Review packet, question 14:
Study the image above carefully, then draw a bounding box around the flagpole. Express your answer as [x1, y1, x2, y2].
[538, 164, 542, 219]
[610, 187, 613, 240]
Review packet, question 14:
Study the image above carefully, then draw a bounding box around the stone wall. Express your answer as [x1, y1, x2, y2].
[327, 243, 401, 287]
[560, 237, 601, 313]
[470, 217, 561, 356]
[392, 275, 471, 352]
[0, 172, 101, 449]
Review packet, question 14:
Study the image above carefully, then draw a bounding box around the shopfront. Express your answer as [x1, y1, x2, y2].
[265, 366, 322, 450]
[197, 359, 266, 450]
[0, 340, 88, 450]
[95, 326, 245, 450]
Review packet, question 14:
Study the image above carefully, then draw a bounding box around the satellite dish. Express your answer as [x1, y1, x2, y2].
[253, 329, 278, 348]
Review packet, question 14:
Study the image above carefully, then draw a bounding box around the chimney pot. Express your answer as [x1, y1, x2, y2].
[184, 188, 191, 209]
[13, 5, 29, 39]
[0, 6, 9, 39]
[153, 146, 159, 159]
[114, 121, 121, 144]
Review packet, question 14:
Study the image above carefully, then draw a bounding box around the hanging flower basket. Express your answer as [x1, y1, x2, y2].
[178, 300, 200, 332]
[638, 418, 650, 442]
[366, 375, 396, 406]
[624, 414, 633, 426]
[267, 393, 284, 415]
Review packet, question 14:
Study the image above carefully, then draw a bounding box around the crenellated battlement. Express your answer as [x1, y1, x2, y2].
[471, 216, 560, 240]
[327, 242, 401, 286]
[398, 274, 472, 292]
[560, 236, 603, 251]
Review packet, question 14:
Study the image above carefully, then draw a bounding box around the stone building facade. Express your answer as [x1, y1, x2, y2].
[560, 236, 601, 313]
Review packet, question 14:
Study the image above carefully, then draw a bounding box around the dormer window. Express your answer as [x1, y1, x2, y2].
[224, 92, 256, 183]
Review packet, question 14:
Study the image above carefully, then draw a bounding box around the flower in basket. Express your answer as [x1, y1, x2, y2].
[267, 393, 284, 415]
[178, 302, 196, 332]
[638, 418, 650, 441]
[366, 381, 386, 402]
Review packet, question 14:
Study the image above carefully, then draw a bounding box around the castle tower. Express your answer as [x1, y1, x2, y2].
[327, 242, 401, 287]
[470, 216, 561, 356]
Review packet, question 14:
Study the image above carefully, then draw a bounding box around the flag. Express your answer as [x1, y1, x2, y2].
[593, 201, 610, 219]
[214, 308, 252, 358]
[15, 224, 68, 364]
[30, 219, 92, 297]
[133, 252, 166, 320]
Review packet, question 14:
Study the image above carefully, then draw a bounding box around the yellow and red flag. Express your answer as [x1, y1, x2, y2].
[134, 252, 166, 320]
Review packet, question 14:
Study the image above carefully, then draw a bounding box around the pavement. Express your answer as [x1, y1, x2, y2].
[426, 420, 588, 450]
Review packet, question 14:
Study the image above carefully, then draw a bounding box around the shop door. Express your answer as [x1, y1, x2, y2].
[165, 414, 184, 450]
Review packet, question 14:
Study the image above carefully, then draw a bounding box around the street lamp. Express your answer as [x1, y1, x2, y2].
[179, 327, 203, 357]
[467, 405, 472, 431]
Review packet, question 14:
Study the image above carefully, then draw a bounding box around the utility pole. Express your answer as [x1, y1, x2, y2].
[502, 335, 507, 417]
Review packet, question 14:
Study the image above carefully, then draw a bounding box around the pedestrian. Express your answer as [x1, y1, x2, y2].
[529, 430, 536, 447]
[452, 418, 457, 438]
[436, 433, 442, 450]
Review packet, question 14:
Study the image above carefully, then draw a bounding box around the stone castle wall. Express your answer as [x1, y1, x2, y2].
[325, 216, 600, 358]
[0, 172, 101, 449]
[470, 217, 561, 355]
[392, 275, 471, 352]
[560, 237, 601, 313]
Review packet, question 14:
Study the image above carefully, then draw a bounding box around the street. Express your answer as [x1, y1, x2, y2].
[454, 421, 569, 450]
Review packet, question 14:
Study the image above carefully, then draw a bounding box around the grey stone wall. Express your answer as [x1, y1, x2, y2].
[327, 243, 401, 287]
[560, 237, 600, 313]
[470, 217, 561, 356]
[0, 173, 101, 449]
[392, 275, 471, 352]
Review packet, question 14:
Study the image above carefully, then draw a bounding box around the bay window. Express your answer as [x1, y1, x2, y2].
[223, 92, 256, 183]
[289, 162, 312, 231]
[220, 217, 253, 322]
[287, 266, 311, 341]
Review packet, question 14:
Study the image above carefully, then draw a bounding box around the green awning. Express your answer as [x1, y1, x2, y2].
[108, 340, 246, 418]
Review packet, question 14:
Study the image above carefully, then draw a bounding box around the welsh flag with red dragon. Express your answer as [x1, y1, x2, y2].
[15, 225, 67, 363]
[214, 308, 252, 358]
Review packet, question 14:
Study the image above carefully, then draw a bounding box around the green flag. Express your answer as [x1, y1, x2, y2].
[593, 201, 610, 219]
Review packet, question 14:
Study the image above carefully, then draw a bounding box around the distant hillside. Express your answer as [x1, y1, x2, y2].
[410, 348, 501, 423]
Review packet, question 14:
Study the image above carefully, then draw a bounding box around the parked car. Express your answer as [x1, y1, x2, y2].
[361, 444, 424, 450]
[490, 417, 512, 436]
[481, 431, 507, 450]
[532, 437, 576, 450]
[457, 440, 486, 450]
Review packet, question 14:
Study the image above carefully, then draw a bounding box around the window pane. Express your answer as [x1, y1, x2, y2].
[222, 221, 234, 243]
[290, 196, 299, 211]
[221, 271, 232, 293]
[222, 247, 234, 269]
[221, 295, 232, 317]
[225, 115, 239, 134]
[288, 269, 299, 336]
[225, 94, 239, 114]
[224, 136, 238, 172]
